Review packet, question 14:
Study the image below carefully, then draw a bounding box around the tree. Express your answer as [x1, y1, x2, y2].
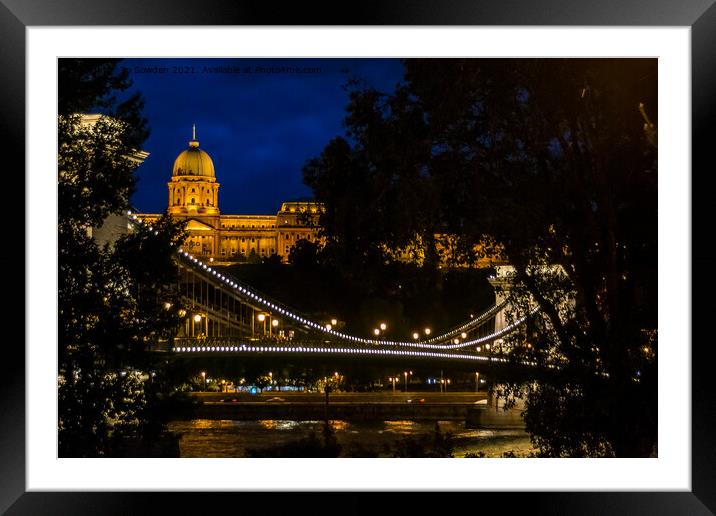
[58, 59, 186, 456]
[287, 238, 320, 269]
[305, 59, 657, 457]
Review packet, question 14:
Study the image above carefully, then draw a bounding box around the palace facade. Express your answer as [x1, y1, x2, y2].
[136, 129, 323, 264]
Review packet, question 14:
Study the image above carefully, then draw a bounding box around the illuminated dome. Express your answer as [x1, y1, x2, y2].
[172, 128, 215, 178]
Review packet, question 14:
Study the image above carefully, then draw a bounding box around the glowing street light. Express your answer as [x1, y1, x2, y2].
[412, 332, 420, 340]
[257, 313, 266, 322]
[331, 318, 338, 326]
[272, 319, 279, 328]
[326, 324, 333, 331]
[373, 328, 380, 336]
[379, 322, 387, 331]
[453, 338, 460, 344]
[424, 328, 432, 336]
[404, 371, 412, 392]
[461, 332, 467, 339]
[388, 376, 398, 394]
[194, 314, 202, 323]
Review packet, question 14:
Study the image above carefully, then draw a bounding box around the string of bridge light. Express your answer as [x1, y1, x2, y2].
[420, 299, 509, 344]
[176, 248, 537, 350]
[127, 211, 538, 351]
[170, 343, 538, 367]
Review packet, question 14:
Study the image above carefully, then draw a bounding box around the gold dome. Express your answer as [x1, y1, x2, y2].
[172, 134, 215, 178]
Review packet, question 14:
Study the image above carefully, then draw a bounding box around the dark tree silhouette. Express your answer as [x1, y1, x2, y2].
[305, 58, 657, 457]
[58, 59, 186, 456]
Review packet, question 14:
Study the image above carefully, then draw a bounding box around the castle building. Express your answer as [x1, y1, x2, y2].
[136, 128, 323, 264]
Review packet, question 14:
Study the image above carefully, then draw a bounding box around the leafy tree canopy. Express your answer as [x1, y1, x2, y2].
[58, 59, 186, 456]
[304, 59, 657, 457]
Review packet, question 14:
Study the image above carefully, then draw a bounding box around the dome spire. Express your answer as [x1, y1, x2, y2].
[189, 123, 199, 148]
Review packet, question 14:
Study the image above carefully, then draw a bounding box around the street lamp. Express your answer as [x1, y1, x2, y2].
[424, 328, 431, 336]
[379, 322, 387, 331]
[388, 376, 397, 394]
[412, 332, 419, 340]
[403, 371, 412, 392]
[461, 332, 467, 339]
[373, 328, 380, 336]
[331, 318, 338, 326]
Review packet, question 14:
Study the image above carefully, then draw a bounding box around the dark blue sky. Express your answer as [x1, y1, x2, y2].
[123, 58, 405, 214]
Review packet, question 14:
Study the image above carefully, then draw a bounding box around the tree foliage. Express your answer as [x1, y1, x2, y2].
[304, 59, 657, 457]
[58, 59, 186, 456]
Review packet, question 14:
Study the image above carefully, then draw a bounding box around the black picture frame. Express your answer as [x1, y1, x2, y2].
[4, 0, 714, 513]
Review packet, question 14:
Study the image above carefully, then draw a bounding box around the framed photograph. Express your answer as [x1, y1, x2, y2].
[5, 0, 714, 512]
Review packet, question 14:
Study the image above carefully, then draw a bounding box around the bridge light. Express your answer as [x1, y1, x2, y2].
[454, 338, 460, 344]
[373, 329, 380, 336]
[379, 322, 387, 331]
[412, 332, 419, 340]
[424, 328, 432, 336]
[461, 332, 467, 339]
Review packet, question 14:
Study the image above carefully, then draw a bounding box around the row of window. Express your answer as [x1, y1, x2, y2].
[174, 198, 214, 206]
[221, 223, 276, 229]
[220, 248, 278, 256]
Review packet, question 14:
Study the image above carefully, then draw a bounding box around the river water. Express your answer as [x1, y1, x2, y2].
[167, 419, 536, 458]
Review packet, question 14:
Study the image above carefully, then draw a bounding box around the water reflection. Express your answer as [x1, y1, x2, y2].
[168, 419, 535, 458]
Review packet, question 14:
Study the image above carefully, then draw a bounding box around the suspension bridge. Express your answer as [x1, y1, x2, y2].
[130, 212, 540, 368]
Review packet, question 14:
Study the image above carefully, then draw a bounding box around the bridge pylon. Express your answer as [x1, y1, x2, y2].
[488, 265, 517, 334]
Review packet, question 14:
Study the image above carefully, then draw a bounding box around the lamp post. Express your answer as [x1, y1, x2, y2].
[257, 313, 266, 337]
[475, 372, 480, 393]
[389, 376, 397, 394]
[403, 371, 412, 392]
[201, 371, 206, 391]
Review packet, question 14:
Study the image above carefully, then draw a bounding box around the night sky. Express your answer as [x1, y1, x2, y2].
[123, 58, 405, 215]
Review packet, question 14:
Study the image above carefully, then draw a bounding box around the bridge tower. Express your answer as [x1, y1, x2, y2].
[487, 265, 516, 333]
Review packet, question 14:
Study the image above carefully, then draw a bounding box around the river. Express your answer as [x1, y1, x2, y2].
[167, 419, 536, 458]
